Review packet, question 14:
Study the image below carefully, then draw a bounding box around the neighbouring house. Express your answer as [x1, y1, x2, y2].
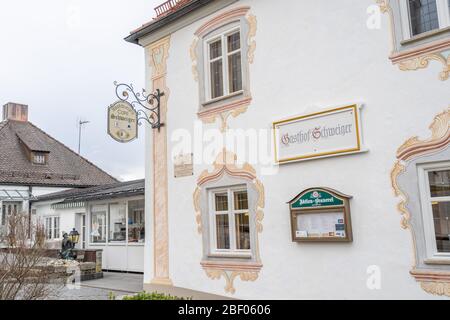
[124, 0, 450, 299]
[31, 179, 145, 272]
[0, 102, 118, 238]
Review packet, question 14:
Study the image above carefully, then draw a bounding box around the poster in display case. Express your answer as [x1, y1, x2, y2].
[288, 187, 353, 242]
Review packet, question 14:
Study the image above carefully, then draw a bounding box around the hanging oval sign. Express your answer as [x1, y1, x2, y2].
[107, 101, 138, 143]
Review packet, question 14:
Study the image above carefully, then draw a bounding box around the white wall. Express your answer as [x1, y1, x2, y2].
[143, 0, 450, 299]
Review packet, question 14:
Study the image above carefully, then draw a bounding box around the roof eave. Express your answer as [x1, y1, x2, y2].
[125, 0, 215, 45]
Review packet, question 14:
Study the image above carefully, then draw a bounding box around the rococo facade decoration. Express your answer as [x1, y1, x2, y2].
[377, 0, 450, 80]
[193, 150, 265, 294]
[391, 107, 450, 296]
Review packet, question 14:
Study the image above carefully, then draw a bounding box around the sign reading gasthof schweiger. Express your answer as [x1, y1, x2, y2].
[108, 101, 138, 143]
[273, 104, 364, 163]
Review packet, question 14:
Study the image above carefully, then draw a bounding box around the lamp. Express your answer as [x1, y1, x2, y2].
[69, 228, 80, 247]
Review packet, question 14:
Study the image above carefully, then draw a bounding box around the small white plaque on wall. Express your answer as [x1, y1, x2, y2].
[273, 104, 365, 164]
[174, 153, 194, 178]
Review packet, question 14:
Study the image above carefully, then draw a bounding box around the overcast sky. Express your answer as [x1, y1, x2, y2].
[0, 0, 160, 181]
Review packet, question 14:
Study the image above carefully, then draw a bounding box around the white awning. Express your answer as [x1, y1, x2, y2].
[0, 189, 33, 201]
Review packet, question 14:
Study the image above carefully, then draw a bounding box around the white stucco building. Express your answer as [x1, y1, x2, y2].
[125, 0, 450, 299]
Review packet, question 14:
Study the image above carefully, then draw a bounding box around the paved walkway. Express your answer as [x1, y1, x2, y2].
[48, 272, 143, 300]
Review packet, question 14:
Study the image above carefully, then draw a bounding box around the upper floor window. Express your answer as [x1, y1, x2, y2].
[210, 187, 251, 254]
[206, 29, 243, 101]
[401, 0, 450, 40]
[418, 162, 450, 261]
[33, 153, 46, 165]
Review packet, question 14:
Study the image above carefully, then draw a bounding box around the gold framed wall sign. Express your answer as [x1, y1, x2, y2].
[108, 101, 138, 143]
[273, 104, 365, 164]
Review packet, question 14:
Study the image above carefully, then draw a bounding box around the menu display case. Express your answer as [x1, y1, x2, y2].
[288, 187, 353, 242]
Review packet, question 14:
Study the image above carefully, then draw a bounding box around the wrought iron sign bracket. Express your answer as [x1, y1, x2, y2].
[114, 81, 165, 130]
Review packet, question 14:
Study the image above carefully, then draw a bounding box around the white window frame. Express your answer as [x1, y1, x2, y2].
[33, 153, 46, 165]
[418, 162, 450, 262]
[400, 0, 450, 40]
[204, 26, 244, 103]
[45, 216, 60, 240]
[209, 186, 251, 256]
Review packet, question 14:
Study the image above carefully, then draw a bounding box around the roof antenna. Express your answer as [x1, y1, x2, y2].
[78, 119, 90, 154]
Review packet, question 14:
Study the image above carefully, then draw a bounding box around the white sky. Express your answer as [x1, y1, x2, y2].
[0, 0, 159, 181]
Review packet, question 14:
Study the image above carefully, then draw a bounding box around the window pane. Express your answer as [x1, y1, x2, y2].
[235, 213, 250, 250]
[109, 203, 126, 242]
[210, 60, 223, 99]
[428, 170, 450, 197]
[128, 199, 145, 243]
[91, 210, 106, 243]
[215, 193, 228, 211]
[53, 217, 60, 239]
[234, 190, 248, 210]
[1, 205, 5, 226]
[228, 52, 242, 93]
[216, 214, 230, 249]
[209, 40, 222, 59]
[409, 0, 439, 36]
[227, 32, 241, 52]
[432, 201, 450, 253]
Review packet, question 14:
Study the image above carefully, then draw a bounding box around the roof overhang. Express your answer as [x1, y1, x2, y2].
[125, 0, 238, 46]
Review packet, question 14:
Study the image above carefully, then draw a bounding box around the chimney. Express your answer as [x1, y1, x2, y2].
[2, 103, 28, 122]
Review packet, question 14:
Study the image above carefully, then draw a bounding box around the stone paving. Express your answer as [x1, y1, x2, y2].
[46, 272, 144, 300]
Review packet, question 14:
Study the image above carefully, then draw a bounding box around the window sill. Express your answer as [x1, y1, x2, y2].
[424, 258, 450, 266]
[400, 26, 450, 46]
[202, 90, 244, 108]
[207, 252, 252, 260]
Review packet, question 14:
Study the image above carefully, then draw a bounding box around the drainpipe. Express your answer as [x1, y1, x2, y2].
[28, 186, 32, 239]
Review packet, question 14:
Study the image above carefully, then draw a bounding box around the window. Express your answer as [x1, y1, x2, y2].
[206, 29, 243, 101]
[128, 200, 145, 243]
[419, 163, 450, 260]
[402, 0, 450, 38]
[33, 153, 46, 165]
[91, 205, 107, 243]
[210, 187, 250, 254]
[89, 200, 145, 245]
[109, 203, 126, 242]
[45, 216, 60, 240]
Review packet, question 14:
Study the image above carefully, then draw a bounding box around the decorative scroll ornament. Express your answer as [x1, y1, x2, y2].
[114, 81, 165, 130]
[390, 107, 450, 296]
[194, 150, 265, 294]
[376, 0, 450, 80]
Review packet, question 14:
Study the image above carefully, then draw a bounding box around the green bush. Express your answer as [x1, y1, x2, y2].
[122, 291, 192, 300]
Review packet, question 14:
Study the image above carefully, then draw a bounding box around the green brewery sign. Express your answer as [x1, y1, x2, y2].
[291, 189, 344, 209]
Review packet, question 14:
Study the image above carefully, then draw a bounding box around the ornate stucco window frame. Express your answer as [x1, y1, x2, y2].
[191, 6, 257, 131]
[193, 150, 264, 294]
[391, 107, 450, 296]
[377, 0, 450, 80]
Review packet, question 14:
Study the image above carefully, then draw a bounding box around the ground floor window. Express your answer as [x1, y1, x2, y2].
[1, 202, 22, 226]
[128, 200, 145, 243]
[90, 199, 145, 244]
[419, 162, 450, 259]
[91, 205, 107, 243]
[210, 187, 250, 254]
[45, 216, 60, 240]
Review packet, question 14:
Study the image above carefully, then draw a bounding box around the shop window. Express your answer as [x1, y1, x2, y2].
[419, 163, 450, 259]
[128, 199, 145, 243]
[91, 205, 107, 243]
[109, 203, 126, 242]
[210, 187, 251, 254]
[45, 216, 60, 240]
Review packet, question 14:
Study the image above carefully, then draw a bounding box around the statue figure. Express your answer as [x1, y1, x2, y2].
[59, 232, 76, 260]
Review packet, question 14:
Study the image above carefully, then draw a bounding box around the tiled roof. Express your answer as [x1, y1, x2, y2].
[0, 120, 118, 187]
[32, 179, 144, 203]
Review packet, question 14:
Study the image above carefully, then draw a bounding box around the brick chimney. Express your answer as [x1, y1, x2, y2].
[2, 103, 28, 122]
